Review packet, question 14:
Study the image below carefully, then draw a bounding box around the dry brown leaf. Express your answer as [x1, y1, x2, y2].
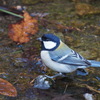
[8, 11, 38, 43]
[0, 78, 17, 97]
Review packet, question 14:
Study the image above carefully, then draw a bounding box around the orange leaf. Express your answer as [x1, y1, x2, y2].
[0, 78, 17, 97]
[8, 11, 38, 43]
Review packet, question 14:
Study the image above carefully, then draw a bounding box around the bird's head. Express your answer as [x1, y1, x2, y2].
[38, 33, 60, 51]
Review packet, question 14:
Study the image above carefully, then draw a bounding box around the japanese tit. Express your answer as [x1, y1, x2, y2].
[38, 33, 100, 77]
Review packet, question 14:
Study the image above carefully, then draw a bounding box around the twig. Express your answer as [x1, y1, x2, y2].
[40, 18, 81, 32]
[0, 6, 23, 18]
[77, 83, 100, 94]
[63, 83, 69, 94]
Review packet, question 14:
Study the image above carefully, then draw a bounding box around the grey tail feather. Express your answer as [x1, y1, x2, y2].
[88, 60, 100, 67]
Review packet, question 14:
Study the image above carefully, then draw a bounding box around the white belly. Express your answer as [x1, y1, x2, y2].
[41, 51, 77, 73]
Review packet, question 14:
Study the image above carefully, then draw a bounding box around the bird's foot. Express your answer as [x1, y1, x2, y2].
[77, 68, 88, 76]
[45, 72, 64, 79]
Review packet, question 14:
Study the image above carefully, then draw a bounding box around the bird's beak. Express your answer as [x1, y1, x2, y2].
[37, 37, 42, 41]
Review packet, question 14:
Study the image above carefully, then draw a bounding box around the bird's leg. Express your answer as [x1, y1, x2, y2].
[76, 68, 88, 76]
[45, 72, 64, 79]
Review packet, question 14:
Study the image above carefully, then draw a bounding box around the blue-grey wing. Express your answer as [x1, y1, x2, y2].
[49, 49, 91, 66]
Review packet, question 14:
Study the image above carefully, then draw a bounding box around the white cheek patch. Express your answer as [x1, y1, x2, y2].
[43, 41, 57, 49]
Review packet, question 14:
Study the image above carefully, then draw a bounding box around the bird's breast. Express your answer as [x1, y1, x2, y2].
[40, 51, 77, 73]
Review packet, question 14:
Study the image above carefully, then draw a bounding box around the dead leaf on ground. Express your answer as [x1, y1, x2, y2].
[8, 11, 38, 43]
[0, 78, 17, 97]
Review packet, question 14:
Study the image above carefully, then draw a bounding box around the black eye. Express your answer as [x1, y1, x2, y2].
[46, 39, 50, 41]
[42, 37, 50, 41]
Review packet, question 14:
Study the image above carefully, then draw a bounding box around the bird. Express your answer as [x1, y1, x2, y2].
[38, 33, 100, 78]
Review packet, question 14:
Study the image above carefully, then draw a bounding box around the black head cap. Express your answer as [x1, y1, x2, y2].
[41, 33, 60, 51]
[42, 33, 59, 42]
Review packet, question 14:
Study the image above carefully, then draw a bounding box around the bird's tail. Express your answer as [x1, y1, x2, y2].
[88, 60, 100, 67]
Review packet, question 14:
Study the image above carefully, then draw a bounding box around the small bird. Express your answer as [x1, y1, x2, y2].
[38, 33, 100, 78]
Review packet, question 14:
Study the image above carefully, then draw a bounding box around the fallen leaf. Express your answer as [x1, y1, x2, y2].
[8, 11, 38, 43]
[0, 78, 17, 97]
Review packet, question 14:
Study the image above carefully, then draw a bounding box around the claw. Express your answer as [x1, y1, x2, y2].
[45, 72, 64, 79]
[77, 68, 88, 76]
